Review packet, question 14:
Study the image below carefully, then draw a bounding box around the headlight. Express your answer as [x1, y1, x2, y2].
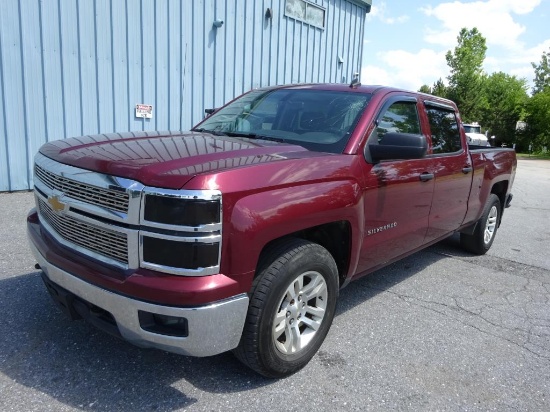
[143, 194, 220, 227]
[142, 190, 221, 228]
[139, 189, 222, 276]
[142, 235, 219, 269]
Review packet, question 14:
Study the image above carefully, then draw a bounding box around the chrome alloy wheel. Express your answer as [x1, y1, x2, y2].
[272, 271, 328, 354]
[484, 205, 498, 244]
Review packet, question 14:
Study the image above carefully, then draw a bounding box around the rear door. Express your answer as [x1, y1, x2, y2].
[422, 101, 472, 242]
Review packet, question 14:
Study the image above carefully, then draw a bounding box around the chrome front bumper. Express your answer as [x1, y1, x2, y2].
[29, 241, 249, 357]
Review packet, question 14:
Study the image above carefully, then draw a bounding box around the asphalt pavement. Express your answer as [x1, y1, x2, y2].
[1, 158, 549, 411]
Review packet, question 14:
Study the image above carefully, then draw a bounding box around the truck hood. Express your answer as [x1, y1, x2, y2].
[39, 131, 319, 189]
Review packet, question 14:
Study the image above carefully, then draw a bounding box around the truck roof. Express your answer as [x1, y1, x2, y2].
[255, 83, 457, 107]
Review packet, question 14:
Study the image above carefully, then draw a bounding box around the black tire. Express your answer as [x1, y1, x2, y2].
[233, 238, 339, 378]
[460, 194, 501, 255]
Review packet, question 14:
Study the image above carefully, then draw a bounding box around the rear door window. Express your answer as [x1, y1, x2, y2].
[425, 105, 462, 154]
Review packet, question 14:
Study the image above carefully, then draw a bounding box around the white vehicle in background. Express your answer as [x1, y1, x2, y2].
[463, 122, 491, 146]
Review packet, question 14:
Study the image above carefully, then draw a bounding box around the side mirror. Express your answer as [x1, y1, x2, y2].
[204, 108, 217, 117]
[369, 132, 428, 162]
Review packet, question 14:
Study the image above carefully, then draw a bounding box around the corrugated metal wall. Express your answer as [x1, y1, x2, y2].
[0, 0, 367, 191]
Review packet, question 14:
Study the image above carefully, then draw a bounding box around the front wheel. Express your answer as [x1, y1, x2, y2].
[460, 193, 501, 255]
[234, 239, 339, 378]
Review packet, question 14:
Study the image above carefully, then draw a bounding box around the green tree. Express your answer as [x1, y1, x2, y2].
[417, 79, 447, 98]
[419, 84, 432, 94]
[522, 48, 550, 152]
[431, 78, 448, 98]
[524, 89, 550, 151]
[532, 48, 550, 95]
[445, 28, 487, 122]
[480, 72, 528, 148]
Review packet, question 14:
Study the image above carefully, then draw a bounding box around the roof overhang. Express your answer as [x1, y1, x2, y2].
[347, 0, 372, 13]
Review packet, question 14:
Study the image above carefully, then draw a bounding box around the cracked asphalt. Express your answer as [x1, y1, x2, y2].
[1, 158, 549, 411]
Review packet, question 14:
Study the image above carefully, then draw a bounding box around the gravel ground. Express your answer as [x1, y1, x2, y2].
[0, 158, 549, 411]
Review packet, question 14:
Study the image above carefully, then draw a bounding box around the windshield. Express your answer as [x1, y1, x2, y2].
[463, 125, 481, 134]
[194, 88, 371, 153]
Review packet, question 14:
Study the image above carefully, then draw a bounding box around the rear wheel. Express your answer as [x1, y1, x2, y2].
[234, 238, 339, 378]
[460, 194, 501, 255]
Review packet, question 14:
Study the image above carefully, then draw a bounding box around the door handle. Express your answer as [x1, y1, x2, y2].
[462, 166, 473, 174]
[419, 173, 434, 182]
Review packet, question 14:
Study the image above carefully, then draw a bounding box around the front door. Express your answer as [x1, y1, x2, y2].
[355, 97, 434, 275]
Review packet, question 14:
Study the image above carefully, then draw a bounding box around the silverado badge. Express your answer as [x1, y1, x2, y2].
[47, 194, 66, 213]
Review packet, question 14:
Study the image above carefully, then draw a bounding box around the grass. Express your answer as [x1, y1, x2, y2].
[516, 152, 550, 160]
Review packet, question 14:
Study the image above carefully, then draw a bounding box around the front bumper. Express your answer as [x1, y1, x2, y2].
[29, 237, 249, 358]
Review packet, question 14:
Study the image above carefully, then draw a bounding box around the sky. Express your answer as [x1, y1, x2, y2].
[361, 0, 550, 92]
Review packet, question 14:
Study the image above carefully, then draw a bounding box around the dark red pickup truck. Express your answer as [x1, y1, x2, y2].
[27, 84, 516, 377]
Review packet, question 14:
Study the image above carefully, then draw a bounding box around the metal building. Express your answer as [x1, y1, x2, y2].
[0, 0, 372, 192]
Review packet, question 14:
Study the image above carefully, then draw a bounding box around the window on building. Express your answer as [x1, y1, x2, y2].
[425, 105, 462, 154]
[285, 0, 326, 29]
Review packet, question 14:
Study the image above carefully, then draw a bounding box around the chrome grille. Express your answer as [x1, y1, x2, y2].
[35, 164, 129, 213]
[38, 197, 128, 264]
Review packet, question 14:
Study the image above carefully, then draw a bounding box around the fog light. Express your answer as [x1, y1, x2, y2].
[138, 311, 189, 337]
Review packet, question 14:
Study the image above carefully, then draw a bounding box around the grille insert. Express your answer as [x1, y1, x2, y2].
[35, 165, 129, 213]
[38, 197, 128, 264]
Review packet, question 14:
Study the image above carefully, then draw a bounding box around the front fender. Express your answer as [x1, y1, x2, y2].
[223, 180, 364, 278]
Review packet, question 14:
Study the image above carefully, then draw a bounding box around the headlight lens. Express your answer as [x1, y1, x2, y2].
[139, 189, 222, 276]
[143, 194, 220, 227]
[142, 236, 219, 269]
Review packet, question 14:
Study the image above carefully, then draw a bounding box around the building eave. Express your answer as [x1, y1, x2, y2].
[346, 0, 372, 13]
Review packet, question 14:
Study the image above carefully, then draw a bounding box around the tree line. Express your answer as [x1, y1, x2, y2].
[419, 28, 550, 153]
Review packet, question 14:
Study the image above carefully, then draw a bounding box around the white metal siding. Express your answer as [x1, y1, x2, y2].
[0, 0, 368, 191]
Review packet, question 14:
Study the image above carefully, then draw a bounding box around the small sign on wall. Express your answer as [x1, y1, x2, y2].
[135, 104, 153, 119]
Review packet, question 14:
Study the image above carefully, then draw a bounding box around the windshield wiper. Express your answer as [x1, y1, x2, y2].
[224, 131, 285, 143]
[192, 129, 286, 143]
[191, 128, 227, 136]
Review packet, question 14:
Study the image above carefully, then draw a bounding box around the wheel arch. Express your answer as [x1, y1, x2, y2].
[490, 180, 509, 225]
[257, 221, 352, 287]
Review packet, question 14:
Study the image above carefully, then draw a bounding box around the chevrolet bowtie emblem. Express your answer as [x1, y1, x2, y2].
[47, 194, 66, 213]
